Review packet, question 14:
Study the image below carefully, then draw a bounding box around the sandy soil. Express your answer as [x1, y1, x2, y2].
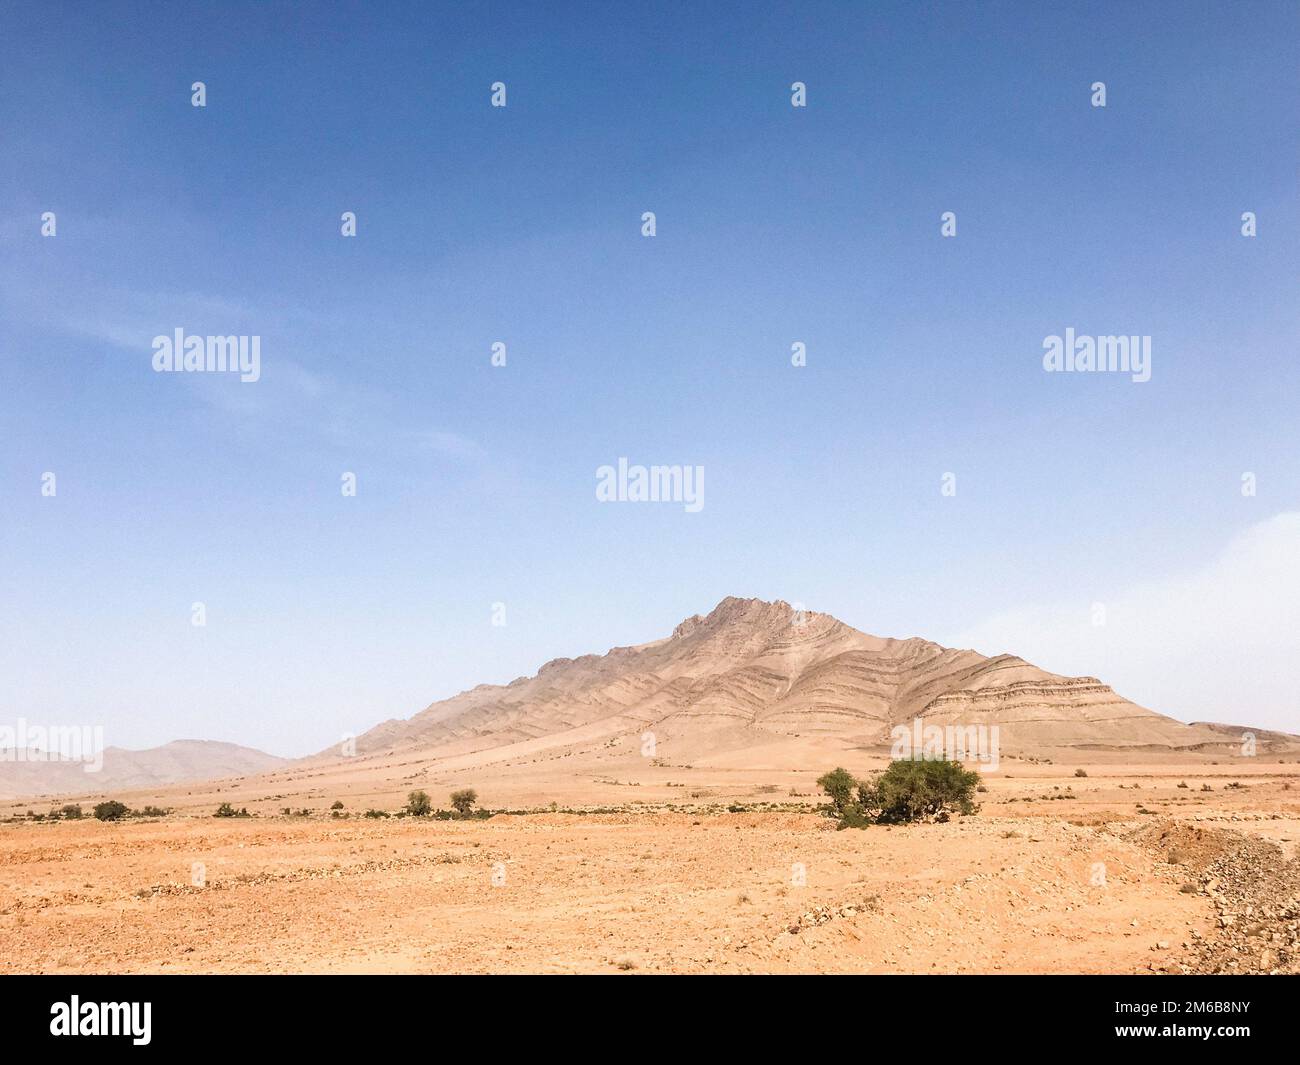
[2, 759, 1298, 974]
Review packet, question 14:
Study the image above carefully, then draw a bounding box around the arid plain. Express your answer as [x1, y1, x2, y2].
[3, 599, 1298, 974]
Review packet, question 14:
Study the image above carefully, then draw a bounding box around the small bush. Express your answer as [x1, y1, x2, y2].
[450, 789, 478, 816]
[60, 804, 84, 820]
[816, 768, 859, 817]
[871, 759, 981, 824]
[817, 759, 981, 828]
[364, 808, 390, 819]
[835, 804, 875, 830]
[213, 802, 249, 818]
[93, 800, 129, 822]
[330, 800, 345, 810]
[406, 790, 432, 817]
[1074, 768, 1088, 778]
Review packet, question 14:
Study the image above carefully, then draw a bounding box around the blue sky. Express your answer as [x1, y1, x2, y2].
[2, 1, 1297, 754]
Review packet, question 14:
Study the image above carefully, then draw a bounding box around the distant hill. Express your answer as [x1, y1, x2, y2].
[0, 739, 287, 800]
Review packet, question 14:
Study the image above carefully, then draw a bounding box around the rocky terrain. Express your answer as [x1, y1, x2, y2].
[1128, 823, 1300, 975]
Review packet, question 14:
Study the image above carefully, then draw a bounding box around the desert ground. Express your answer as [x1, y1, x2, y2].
[3, 753, 1298, 974]
[5, 601, 1297, 974]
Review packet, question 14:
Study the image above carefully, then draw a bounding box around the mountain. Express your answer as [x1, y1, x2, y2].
[341, 597, 1290, 762]
[0, 740, 287, 800]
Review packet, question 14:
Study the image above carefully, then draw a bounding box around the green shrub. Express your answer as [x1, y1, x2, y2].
[93, 800, 129, 822]
[430, 806, 491, 820]
[1074, 768, 1088, 778]
[835, 804, 875, 830]
[364, 808, 390, 819]
[330, 800, 345, 810]
[817, 759, 981, 828]
[213, 802, 250, 818]
[815, 768, 859, 817]
[406, 790, 432, 816]
[871, 759, 980, 823]
[450, 789, 477, 815]
[60, 804, 84, 820]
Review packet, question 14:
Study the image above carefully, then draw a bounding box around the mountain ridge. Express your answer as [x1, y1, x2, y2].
[336, 597, 1291, 761]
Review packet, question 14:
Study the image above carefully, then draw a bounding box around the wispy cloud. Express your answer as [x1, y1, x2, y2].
[8, 269, 492, 473]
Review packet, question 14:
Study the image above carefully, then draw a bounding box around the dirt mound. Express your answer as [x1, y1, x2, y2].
[1131, 821, 1300, 974]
